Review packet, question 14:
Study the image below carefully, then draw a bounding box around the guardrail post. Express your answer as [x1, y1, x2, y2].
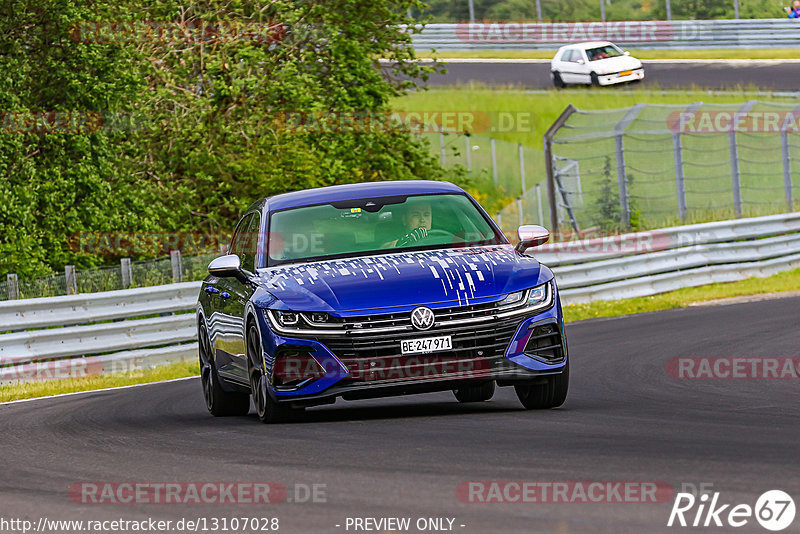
[7, 274, 18, 300]
[730, 100, 755, 218]
[121, 258, 132, 289]
[543, 105, 577, 238]
[614, 103, 647, 229]
[170, 250, 183, 283]
[490, 138, 498, 186]
[65, 265, 77, 295]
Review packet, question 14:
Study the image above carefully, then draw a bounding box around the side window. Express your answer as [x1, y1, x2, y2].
[561, 50, 573, 62]
[229, 214, 253, 262]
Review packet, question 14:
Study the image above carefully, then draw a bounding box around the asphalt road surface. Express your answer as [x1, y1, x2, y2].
[416, 59, 800, 91]
[2, 295, 799, 533]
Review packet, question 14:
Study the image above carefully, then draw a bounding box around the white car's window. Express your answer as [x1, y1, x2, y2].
[564, 50, 581, 63]
[586, 45, 623, 61]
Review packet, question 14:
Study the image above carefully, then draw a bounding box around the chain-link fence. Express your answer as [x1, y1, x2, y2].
[422, 132, 549, 235]
[542, 101, 800, 236]
[1, 253, 217, 302]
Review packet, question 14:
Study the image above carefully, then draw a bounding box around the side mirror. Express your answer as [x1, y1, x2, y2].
[576, 59, 585, 64]
[624, 51, 631, 56]
[208, 254, 247, 281]
[515, 225, 550, 253]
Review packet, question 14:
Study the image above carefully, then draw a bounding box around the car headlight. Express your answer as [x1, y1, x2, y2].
[276, 311, 300, 326]
[528, 284, 548, 306]
[498, 290, 525, 306]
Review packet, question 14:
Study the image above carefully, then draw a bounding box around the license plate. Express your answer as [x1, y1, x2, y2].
[401, 335, 453, 355]
[619, 70, 633, 77]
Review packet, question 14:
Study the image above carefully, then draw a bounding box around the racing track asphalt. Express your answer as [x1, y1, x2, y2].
[1, 295, 799, 533]
[410, 59, 800, 91]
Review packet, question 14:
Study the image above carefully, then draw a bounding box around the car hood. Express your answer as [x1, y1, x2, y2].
[253, 245, 552, 313]
[592, 55, 641, 74]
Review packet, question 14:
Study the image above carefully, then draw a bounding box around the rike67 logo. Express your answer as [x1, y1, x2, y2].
[668, 490, 795, 531]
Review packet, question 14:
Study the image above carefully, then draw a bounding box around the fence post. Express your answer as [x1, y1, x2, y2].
[614, 103, 646, 229]
[7, 273, 18, 300]
[490, 138, 498, 186]
[543, 105, 577, 237]
[673, 102, 701, 221]
[518, 143, 526, 195]
[780, 107, 799, 212]
[517, 198, 524, 227]
[536, 184, 544, 226]
[65, 265, 77, 295]
[170, 250, 183, 283]
[730, 101, 755, 218]
[121, 258, 132, 288]
[465, 134, 472, 171]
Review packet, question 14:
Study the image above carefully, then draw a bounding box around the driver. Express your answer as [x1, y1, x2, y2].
[383, 201, 432, 248]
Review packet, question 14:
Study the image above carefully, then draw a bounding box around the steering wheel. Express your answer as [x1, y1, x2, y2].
[418, 229, 455, 242]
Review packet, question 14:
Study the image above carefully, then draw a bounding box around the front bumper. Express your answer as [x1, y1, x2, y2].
[256, 293, 568, 405]
[598, 67, 645, 86]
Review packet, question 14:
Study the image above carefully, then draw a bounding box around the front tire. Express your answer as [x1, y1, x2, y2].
[590, 72, 600, 86]
[247, 323, 303, 424]
[199, 323, 250, 417]
[514, 360, 569, 409]
[453, 381, 495, 403]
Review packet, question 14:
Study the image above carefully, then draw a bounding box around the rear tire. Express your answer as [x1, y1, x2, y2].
[199, 323, 250, 417]
[514, 360, 569, 409]
[453, 381, 495, 403]
[590, 72, 600, 86]
[552, 71, 565, 88]
[247, 323, 303, 424]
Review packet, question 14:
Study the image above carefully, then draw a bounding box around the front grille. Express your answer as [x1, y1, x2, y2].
[307, 314, 529, 383]
[331, 297, 518, 333]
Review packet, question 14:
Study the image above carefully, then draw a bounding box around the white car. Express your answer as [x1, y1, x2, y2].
[550, 41, 644, 87]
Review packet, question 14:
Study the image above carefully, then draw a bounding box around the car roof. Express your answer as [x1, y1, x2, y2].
[560, 41, 614, 50]
[264, 180, 465, 211]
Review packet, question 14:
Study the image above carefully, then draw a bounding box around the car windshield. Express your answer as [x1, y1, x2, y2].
[586, 45, 622, 61]
[265, 193, 503, 266]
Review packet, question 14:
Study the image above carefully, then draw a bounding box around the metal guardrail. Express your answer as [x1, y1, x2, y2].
[1, 212, 797, 383]
[539, 212, 800, 302]
[0, 282, 201, 384]
[413, 19, 800, 51]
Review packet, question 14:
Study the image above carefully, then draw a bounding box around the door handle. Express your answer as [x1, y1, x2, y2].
[205, 287, 220, 295]
[220, 291, 231, 300]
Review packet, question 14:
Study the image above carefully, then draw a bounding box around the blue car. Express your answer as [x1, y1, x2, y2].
[197, 180, 568, 423]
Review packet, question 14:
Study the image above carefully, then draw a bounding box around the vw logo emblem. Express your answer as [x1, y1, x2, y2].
[410, 306, 435, 331]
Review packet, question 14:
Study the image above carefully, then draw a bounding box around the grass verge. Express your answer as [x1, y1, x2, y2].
[562, 267, 800, 322]
[0, 360, 199, 403]
[2, 268, 800, 403]
[415, 49, 800, 60]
